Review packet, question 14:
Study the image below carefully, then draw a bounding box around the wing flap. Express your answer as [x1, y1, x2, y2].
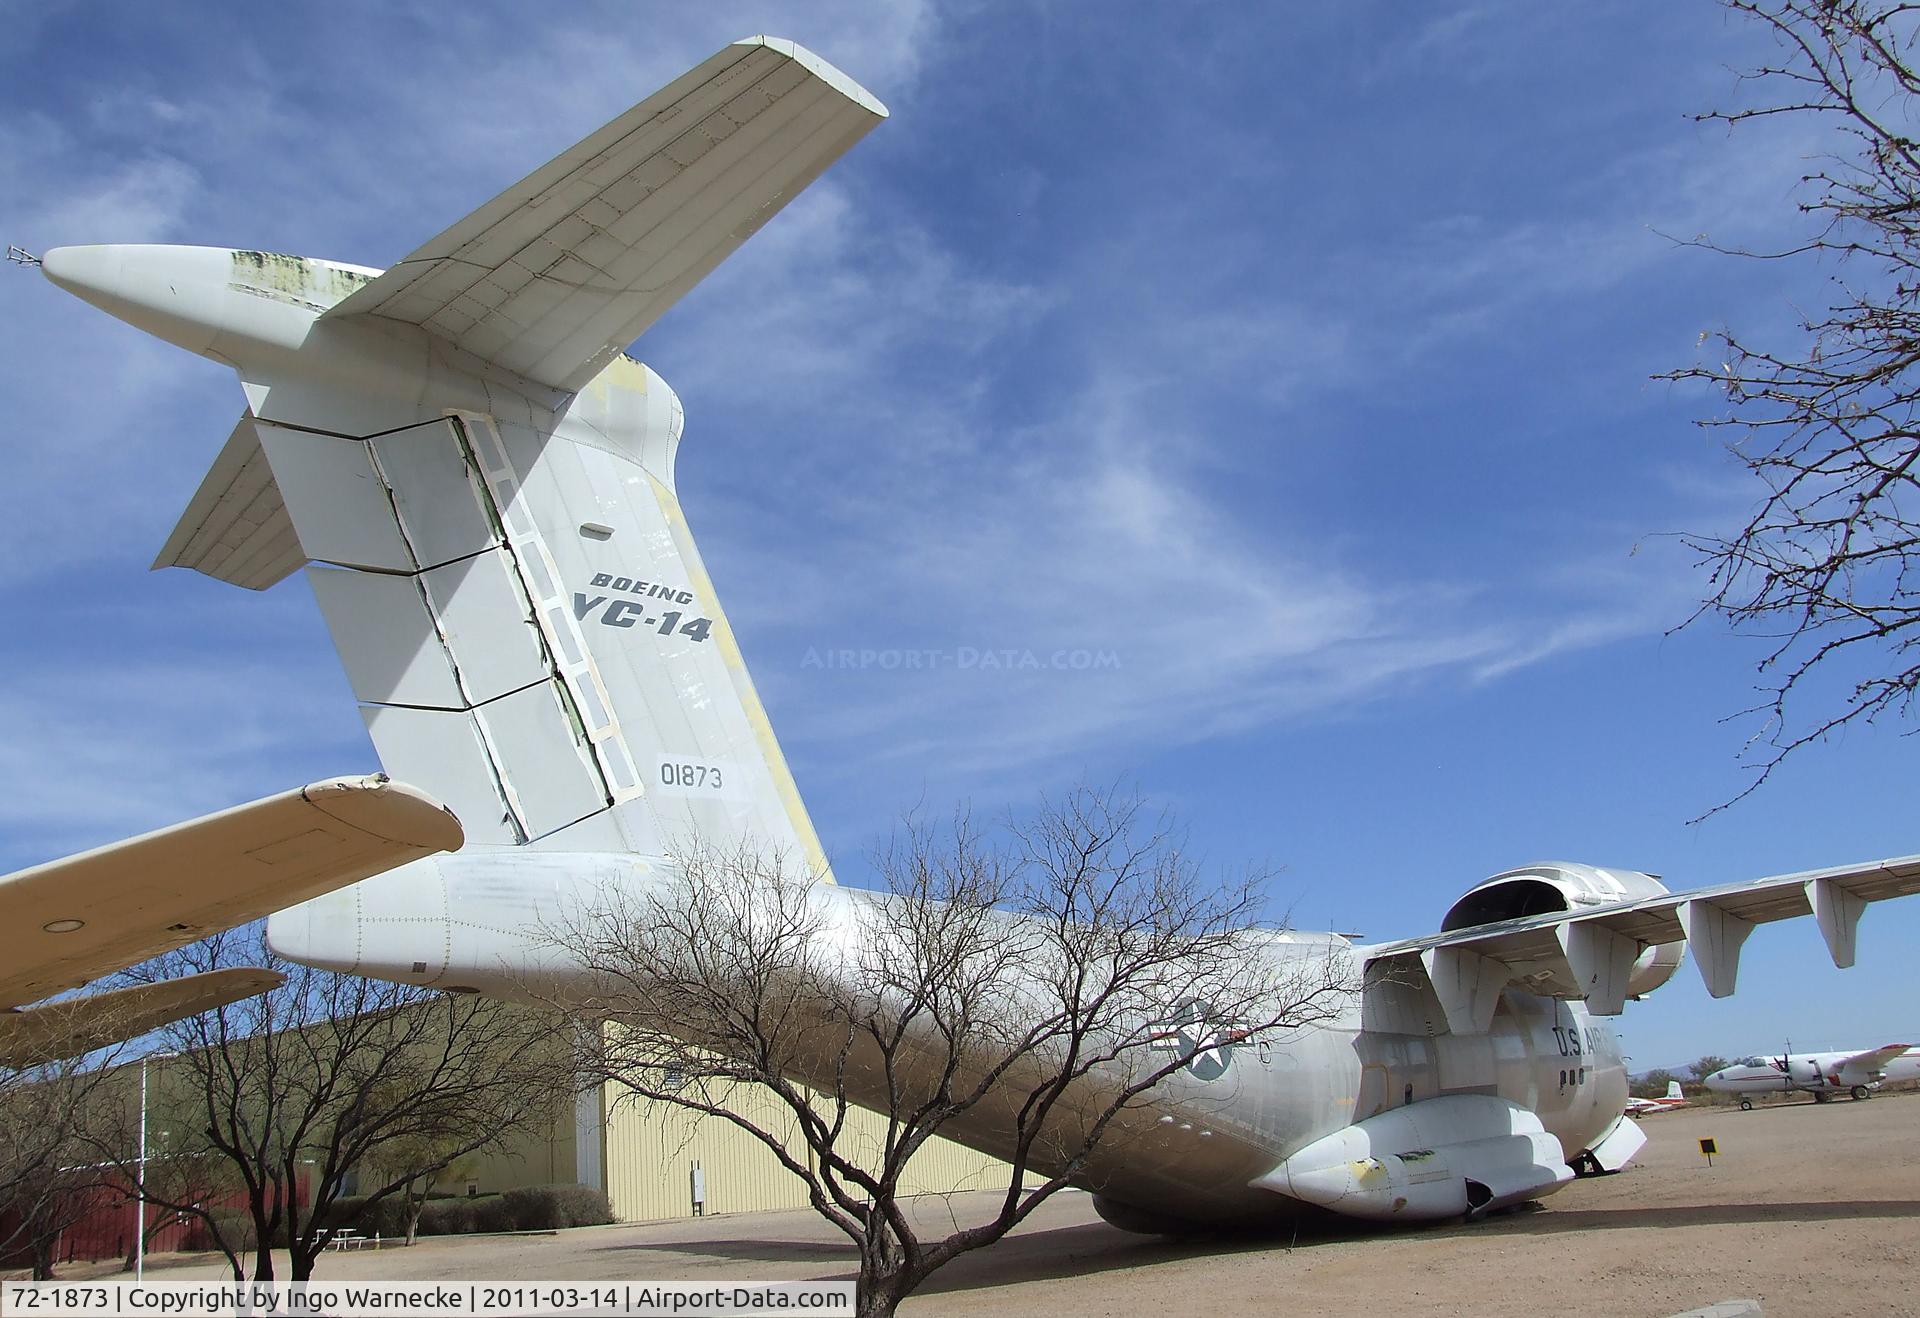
[323, 36, 887, 393]
[0, 969, 282, 1065]
[0, 776, 462, 1010]
[1363, 853, 1920, 1023]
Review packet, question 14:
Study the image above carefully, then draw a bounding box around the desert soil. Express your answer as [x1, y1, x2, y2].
[93, 1091, 1920, 1317]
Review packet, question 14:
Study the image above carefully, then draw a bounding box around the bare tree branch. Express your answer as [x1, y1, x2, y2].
[85, 927, 568, 1282]
[1, 1046, 122, 1279]
[540, 790, 1353, 1318]
[1665, 1, 1920, 812]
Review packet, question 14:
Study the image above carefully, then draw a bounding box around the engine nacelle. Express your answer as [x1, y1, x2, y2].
[1253, 1094, 1575, 1222]
[1442, 862, 1685, 998]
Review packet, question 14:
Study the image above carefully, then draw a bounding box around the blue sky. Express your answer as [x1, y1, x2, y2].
[1, 3, 1914, 1072]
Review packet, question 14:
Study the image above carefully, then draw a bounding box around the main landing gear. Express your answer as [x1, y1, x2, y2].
[1739, 1097, 1754, 1110]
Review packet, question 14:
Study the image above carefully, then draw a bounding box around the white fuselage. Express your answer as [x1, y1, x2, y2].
[267, 848, 1631, 1225]
[1706, 1049, 1920, 1096]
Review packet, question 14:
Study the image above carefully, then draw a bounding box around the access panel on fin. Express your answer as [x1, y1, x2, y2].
[368, 418, 504, 570]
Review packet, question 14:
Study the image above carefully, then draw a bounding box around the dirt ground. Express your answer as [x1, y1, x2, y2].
[93, 1091, 1920, 1317]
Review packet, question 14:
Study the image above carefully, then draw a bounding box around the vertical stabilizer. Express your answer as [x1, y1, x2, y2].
[262, 358, 829, 876]
[93, 37, 884, 879]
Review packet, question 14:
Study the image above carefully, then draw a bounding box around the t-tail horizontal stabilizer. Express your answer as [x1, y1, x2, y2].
[321, 36, 888, 393]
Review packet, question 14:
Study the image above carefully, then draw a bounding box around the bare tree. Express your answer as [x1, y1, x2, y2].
[368, 1129, 480, 1247]
[98, 926, 568, 1282]
[1667, 1, 1920, 805]
[549, 791, 1352, 1318]
[1, 1040, 123, 1277]
[4, 1165, 101, 1281]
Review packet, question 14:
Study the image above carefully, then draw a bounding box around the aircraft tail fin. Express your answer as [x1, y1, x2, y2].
[228, 368, 830, 875]
[1666, 1079, 1683, 1101]
[109, 39, 874, 877]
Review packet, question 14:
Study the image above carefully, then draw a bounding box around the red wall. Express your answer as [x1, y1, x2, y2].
[3, 1171, 310, 1268]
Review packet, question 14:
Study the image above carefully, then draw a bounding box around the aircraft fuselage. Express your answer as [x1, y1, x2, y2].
[268, 849, 1628, 1225]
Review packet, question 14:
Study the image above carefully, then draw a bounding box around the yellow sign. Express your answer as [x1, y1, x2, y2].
[1699, 1136, 1718, 1165]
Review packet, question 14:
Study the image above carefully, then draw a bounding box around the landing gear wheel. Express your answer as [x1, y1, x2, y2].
[1813, 1089, 1832, 1103]
[1739, 1097, 1754, 1111]
[1851, 1085, 1870, 1100]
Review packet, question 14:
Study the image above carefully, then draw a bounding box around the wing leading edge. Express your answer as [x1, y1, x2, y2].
[0, 775, 463, 1011]
[1836, 1042, 1917, 1074]
[1361, 854, 1920, 1033]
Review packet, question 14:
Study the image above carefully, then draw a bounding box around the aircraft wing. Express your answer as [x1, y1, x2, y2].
[0, 969, 282, 1066]
[1836, 1042, 1916, 1075]
[0, 775, 462, 1011]
[322, 36, 888, 393]
[1361, 853, 1920, 1031]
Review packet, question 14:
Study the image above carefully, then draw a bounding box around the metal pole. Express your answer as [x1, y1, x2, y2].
[135, 1057, 148, 1282]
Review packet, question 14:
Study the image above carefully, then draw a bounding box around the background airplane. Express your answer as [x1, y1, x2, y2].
[1623, 1079, 1687, 1116]
[34, 35, 1920, 1230]
[1705, 1045, 1920, 1109]
[0, 775, 461, 1064]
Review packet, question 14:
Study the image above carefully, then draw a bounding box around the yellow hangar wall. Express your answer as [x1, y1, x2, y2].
[594, 1082, 1015, 1223]
[414, 1097, 582, 1198]
[389, 1010, 1013, 1220]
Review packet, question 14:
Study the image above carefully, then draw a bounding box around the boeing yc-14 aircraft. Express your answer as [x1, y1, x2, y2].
[1705, 1046, 1920, 1108]
[31, 36, 1920, 1230]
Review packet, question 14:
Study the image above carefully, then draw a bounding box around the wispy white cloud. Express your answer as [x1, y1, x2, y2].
[0, 643, 365, 869]
[0, 4, 1813, 860]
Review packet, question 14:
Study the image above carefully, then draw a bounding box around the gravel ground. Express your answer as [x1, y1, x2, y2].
[85, 1090, 1920, 1317]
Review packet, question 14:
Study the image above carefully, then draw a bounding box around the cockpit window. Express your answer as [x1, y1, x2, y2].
[1742, 1056, 1766, 1067]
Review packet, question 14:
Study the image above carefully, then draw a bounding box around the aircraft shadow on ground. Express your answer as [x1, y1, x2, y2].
[591, 1199, 1920, 1296]
[595, 1216, 1395, 1296]
[596, 1237, 850, 1265]
[1468, 1199, 1920, 1235]
[908, 1221, 1375, 1296]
